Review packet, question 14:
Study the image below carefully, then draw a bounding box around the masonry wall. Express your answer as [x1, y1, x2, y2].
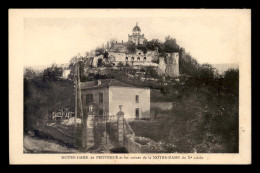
[109, 86, 150, 119]
[108, 52, 151, 62]
[158, 57, 166, 74]
[165, 53, 180, 77]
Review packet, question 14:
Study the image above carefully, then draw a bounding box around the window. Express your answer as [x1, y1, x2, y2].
[99, 108, 103, 116]
[99, 92, 103, 103]
[136, 95, 139, 103]
[137, 57, 140, 61]
[135, 108, 139, 119]
[125, 57, 128, 61]
[86, 94, 93, 105]
[144, 57, 146, 61]
[132, 57, 134, 61]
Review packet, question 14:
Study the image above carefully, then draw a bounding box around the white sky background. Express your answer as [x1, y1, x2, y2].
[23, 10, 247, 67]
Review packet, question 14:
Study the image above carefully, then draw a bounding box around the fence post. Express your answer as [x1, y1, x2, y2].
[117, 105, 125, 146]
[85, 105, 95, 150]
[105, 112, 107, 144]
[123, 117, 125, 145]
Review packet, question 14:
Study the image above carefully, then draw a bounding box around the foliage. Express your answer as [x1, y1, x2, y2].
[160, 36, 180, 55]
[117, 62, 124, 67]
[179, 50, 200, 76]
[109, 38, 117, 48]
[137, 45, 148, 54]
[145, 36, 200, 76]
[144, 66, 158, 79]
[125, 62, 130, 67]
[197, 63, 216, 85]
[126, 41, 136, 54]
[24, 68, 38, 80]
[146, 39, 162, 51]
[95, 46, 106, 56]
[223, 68, 239, 96]
[130, 67, 239, 153]
[42, 64, 63, 81]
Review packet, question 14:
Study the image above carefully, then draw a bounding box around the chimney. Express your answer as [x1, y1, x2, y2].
[122, 40, 123, 43]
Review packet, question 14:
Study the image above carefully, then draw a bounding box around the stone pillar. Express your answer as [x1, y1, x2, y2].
[85, 105, 95, 149]
[158, 57, 166, 74]
[117, 105, 125, 146]
[165, 52, 180, 77]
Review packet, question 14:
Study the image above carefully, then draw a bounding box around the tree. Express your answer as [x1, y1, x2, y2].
[95, 46, 105, 56]
[137, 45, 148, 54]
[42, 64, 63, 82]
[179, 52, 200, 76]
[109, 38, 117, 48]
[126, 41, 136, 54]
[146, 39, 162, 51]
[198, 64, 215, 80]
[223, 68, 239, 96]
[24, 65, 75, 133]
[24, 68, 38, 80]
[161, 36, 180, 54]
[145, 66, 158, 79]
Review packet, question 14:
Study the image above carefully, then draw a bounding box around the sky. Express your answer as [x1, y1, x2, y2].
[23, 11, 246, 67]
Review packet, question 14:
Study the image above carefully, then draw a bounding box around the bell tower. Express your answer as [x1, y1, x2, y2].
[128, 22, 146, 45]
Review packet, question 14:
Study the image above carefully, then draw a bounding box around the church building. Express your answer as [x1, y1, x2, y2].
[128, 22, 147, 45]
[106, 22, 157, 67]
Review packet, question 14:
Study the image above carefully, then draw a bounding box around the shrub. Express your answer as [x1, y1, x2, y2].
[117, 62, 124, 67]
[126, 42, 136, 54]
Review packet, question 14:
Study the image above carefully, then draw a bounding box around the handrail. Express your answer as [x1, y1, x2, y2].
[123, 117, 135, 138]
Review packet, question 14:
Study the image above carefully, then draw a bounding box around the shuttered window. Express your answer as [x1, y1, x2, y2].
[99, 92, 103, 103]
[86, 94, 93, 105]
[136, 95, 139, 103]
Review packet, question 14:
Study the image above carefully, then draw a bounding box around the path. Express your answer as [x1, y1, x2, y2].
[23, 135, 78, 153]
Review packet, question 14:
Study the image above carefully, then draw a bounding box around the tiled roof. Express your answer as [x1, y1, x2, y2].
[80, 79, 138, 89]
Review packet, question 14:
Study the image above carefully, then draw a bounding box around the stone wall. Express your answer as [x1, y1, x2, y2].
[165, 53, 179, 77]
[158, 57, 166, 74]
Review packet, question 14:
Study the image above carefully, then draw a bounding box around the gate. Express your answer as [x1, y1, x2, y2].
[78, 105, 135, 152]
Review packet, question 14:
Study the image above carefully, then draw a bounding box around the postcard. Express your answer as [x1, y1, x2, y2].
[9, 9, 251, 164]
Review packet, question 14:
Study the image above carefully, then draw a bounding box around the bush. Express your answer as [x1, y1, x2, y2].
[126, 42, 136, 54]
[117, 62, 124, 67]
[125, 62, 130, 67]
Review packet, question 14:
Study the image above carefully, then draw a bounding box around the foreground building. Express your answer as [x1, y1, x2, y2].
[80, 79, 150, 119]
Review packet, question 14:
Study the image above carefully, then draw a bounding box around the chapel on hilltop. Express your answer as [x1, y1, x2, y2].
[128, 22, 147, 45]
[91, 22, 180, 77]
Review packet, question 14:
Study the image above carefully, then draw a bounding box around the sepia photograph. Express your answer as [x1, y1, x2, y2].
[9, 9, 251, 164]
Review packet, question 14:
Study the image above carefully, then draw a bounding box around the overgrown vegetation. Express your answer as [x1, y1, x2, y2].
[130, 68, 239, 153]
[24, 65, 75, 132]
